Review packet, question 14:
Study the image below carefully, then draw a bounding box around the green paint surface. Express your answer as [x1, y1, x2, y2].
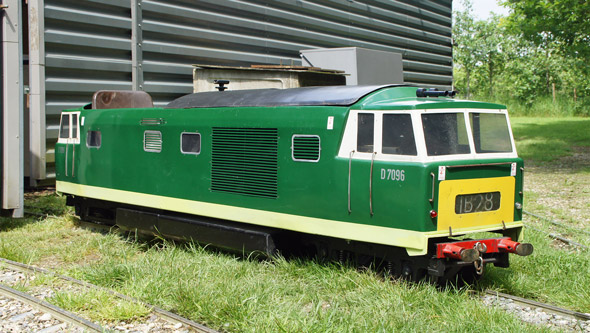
[56, 87, 522, 234]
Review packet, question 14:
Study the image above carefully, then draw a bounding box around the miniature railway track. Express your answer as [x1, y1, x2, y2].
[0, 257, 217, 333]
[485, 289, 590, 322]
[0, 282, 104, 331]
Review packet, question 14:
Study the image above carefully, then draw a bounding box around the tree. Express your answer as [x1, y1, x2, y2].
[475, 16, 506, 97]
[502, 0, 590, 58]
[453, 1, 507, 99]
[452, 1, 478, 98]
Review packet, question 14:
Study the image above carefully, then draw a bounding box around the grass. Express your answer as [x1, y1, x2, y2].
[479, 229, 590, 309]
[0, 196, 580, 332]
[510, 117, 590, 163]
[49, 288, 151, 322]
[0, 207, 547, 331]
[0, 116, 588, 331]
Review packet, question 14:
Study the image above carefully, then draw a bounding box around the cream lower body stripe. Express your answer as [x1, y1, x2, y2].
[56, 181, 523, 256]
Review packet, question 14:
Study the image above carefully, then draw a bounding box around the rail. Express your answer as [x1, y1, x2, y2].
[485, 290, 590, 321]
[0, 257, 218, 333]
[0, 283, 104, 331]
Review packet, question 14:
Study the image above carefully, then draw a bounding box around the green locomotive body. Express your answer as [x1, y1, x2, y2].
[56, 85, 531, 281]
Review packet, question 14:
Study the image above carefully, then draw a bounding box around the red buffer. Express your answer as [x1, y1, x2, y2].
[436, 237, 533, 261]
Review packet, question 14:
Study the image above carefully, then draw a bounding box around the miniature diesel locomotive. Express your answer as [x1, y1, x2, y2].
[56, 85, 532, 282]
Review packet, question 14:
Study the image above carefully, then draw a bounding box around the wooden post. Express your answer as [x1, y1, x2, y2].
[552, 83, 556, 104]
[574, 87, 577, 103]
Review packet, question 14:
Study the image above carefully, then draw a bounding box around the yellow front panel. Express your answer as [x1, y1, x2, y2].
[437, 177, 515, 231]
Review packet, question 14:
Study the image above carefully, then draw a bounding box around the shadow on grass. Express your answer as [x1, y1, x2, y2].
[512, 118, 590, 170]
[0, 190, 69, 232]
[0, 216, 40, 232]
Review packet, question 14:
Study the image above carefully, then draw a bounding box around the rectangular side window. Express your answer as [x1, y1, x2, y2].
[59, 114, 70, 139]
[357, 113, 374, 153]
[181, 132, 201, 155]
[382, 114, 417, 155]
[86, 131, 101, 148]
[71, 113, 79, 139]
[144, 130, 162, 153]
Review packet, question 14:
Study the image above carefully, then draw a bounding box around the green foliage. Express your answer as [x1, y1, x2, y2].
[503, 0, 590, 58]
[453, 3, 508, 98]
[453, 0, 590, 115]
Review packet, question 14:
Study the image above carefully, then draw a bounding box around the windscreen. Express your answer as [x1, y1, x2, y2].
[470, 113, 513, 153]
[422, 113, 470, 156]
[382, 114, 417, 155]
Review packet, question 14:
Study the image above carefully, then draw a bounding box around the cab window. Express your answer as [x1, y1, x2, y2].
[470, 113, 513, 153]
[58, 112, 80, 143]
[357, 113, 374, 153]
[71, 114, 79, 139]
[59, 114, 70, 139]
[382, 114, 417, 155]
[422, 113, 470, 156]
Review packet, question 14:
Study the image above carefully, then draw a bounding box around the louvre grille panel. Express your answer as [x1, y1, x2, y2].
[292, 136, 321, 162]
[211, 128, 278, 198]
[144, 130, 162, 152]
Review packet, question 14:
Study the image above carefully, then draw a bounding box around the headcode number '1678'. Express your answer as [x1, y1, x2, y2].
[380, 168, 405, 181]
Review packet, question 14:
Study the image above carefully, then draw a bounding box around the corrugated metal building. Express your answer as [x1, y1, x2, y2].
[3, 0, 452, 216]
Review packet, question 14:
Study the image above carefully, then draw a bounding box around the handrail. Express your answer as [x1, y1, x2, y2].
[370, 152, 376, 216]
[347, 150, 355, 214]
[65, 144, 69, 177]
[429, 172, 435, 203]
[72, 144, 76, 177]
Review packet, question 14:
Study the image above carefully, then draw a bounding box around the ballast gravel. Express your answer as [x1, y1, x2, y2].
[0, 268, 193, 332]
[481, 294, 590, 332]
[0, 296, 84, 332]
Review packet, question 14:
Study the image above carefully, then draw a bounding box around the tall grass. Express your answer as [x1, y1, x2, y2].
[79, 243, 543, 332]
[0, 201, 547, 331]
[463, 94, 589, 117]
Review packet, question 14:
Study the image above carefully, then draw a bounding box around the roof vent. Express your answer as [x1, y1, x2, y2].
[416, 88, 456, 98]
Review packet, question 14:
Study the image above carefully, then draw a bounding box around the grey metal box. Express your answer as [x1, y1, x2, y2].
[300, 47, 404, 85]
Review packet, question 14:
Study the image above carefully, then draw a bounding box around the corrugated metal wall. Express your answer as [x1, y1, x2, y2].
[39, 0, 132, 179]
[32, 0, 452, 181]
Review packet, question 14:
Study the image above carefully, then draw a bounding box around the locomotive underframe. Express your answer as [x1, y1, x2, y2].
[66, 195, 514, 283]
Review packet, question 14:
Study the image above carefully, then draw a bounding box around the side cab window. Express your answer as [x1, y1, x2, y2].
[357, 113, 374, 153]
[58, 112, 81, 144]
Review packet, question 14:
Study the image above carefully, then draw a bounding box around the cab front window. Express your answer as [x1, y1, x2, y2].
[422, 113, 470, 156]
[382, 114, 417, 155]
[470, 113, 513, 153]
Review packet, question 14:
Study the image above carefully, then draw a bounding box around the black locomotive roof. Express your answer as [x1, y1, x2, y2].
[165, 84, 406, 109]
